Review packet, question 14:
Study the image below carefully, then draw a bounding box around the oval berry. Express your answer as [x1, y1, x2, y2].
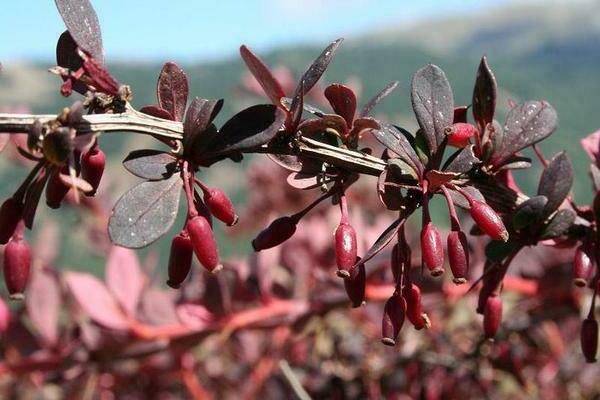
[46, 170, 70, 209]
[166, 231, 194, 288]
[445, 122, 477, 148]
[334, 222, 357, 278]
[3, 235, 31, 299]
[420, 222, 444, 277]
[483, 294, 502, 339]
[381, 294, 407, 346]
[252, 216, 297, 251]
[469, 200, 508, 242]
[81, 144, 106, 196]
[403, 283, 428, 330]
[203, 187, 238, 226]
[186, 215, 221, 273]
[447, 230, 469, 284]
[573, 244, 594, 287]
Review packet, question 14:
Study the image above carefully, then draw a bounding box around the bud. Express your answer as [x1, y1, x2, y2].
[3, 235, 31, 299]
[186, 215, 221, 273]
[166, 231, 194, 288]
[46, 170, 70, 209]
[203, 187, 238, 226]
[469, 200, 508, 242]
[0, 198, 22, 245]
[420, 222, 444, 277]
[445, 122, 477, 147]
[581, 318, 598, 363]
[334, 222, 357, 278]
[343, 262, 365, 308]
[573, 244, 594, 287]
[81, 145, 106, 196]
[483, 294, 502, 339]
[252, 216, 297, 251]
[382, 294, 407, 346]
[447, 230, 469, 284]
[403, 283, 428, 330]
[0, 297, 10, 334]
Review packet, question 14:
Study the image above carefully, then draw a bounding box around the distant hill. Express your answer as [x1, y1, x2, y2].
[1, 0, 599, 269]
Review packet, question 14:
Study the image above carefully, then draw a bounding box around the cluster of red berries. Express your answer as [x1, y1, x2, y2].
[166, 167, 238, 288]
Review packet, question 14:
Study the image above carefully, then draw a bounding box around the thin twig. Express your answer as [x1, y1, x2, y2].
[279, 360, 312, 400]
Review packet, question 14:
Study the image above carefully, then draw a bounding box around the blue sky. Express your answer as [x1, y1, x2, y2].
[1, 0, 518, 63]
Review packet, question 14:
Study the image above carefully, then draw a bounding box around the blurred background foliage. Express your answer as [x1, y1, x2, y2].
[1, 0, 599, 275]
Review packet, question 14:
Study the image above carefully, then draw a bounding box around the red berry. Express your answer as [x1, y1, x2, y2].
[574, 244, 594, 287]
[186, 215, 221, 272]
[403, 283, 428, 330]
[447, 230, 469, 284]
[81, 145, 106, 196]
[469, 200, 508, 242]
[581, 318, 598, 363]
[166, 231, 194, 288]
[446, 122, 476, 147]
[252, 216, 297, 251]
[203, 187, 238, 226]
[3, 235, 31, 299]
[483, 294, 502, 339]
[420, 222, 444, 277]
[343, 262, 365, 308]
[334, 222, 357, 278]
[381, 294, 407, 346]
[0, 198, 22, 245]
[46, 170, 70, 209]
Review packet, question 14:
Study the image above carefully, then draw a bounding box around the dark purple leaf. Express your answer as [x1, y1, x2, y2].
[296, 38, 343, 96]
[268, 154, 303, 172]
[282, 97, 325, 118]
[492, 101, 558, 166]
[324, 84, 356, 127]
[371, 123, 421, 176]
[540, 209, 576, 240]
[64, 272, 129, 330]
[443, 145, 479, 174]
[411, 64, 454, 154]
[289, 82, 304, 131]
[54, 0, 104, 63]
[511, 196, 548, 230]
[108, 174, 182, 249]
[26, 268, 61, 346]
[496, 156, 532, 171]
[537, 151, 573, 214]
[205, 104, 286, 156]
[352, 217, 405, 270]
[472, 56, 497, 130]
[183, 97, 223, 149]
[453, 106, 469, 124]
[122, 149, 178, 180]
[139, 105, 174, 121]
[157, 62, 189, 121]
[360, 81, 399, 117]
[23, 167, 49, 229]
[106, 246, 145, 316]
[240, 45, 286, 105]
[56, 30, 82, 70]
[474, 179, 520, 213]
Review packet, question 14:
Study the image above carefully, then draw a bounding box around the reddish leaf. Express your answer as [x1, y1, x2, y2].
[581, 129, 600, 165]
[139, 105, 174, 121]
[324, 84, 356, 127]
[106, 246, 145, 316]
[472, 56, 497, 130]
[176, 304, 212, 329]
[183, 97, 223, 149]
[297, 38, 343, 96]
[138, 288, 179, 326]
[240, 45, 286, 105]
[157, 62, 189, 121]
[64, 272, 129, 330]
[25, 268, 62, 346]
